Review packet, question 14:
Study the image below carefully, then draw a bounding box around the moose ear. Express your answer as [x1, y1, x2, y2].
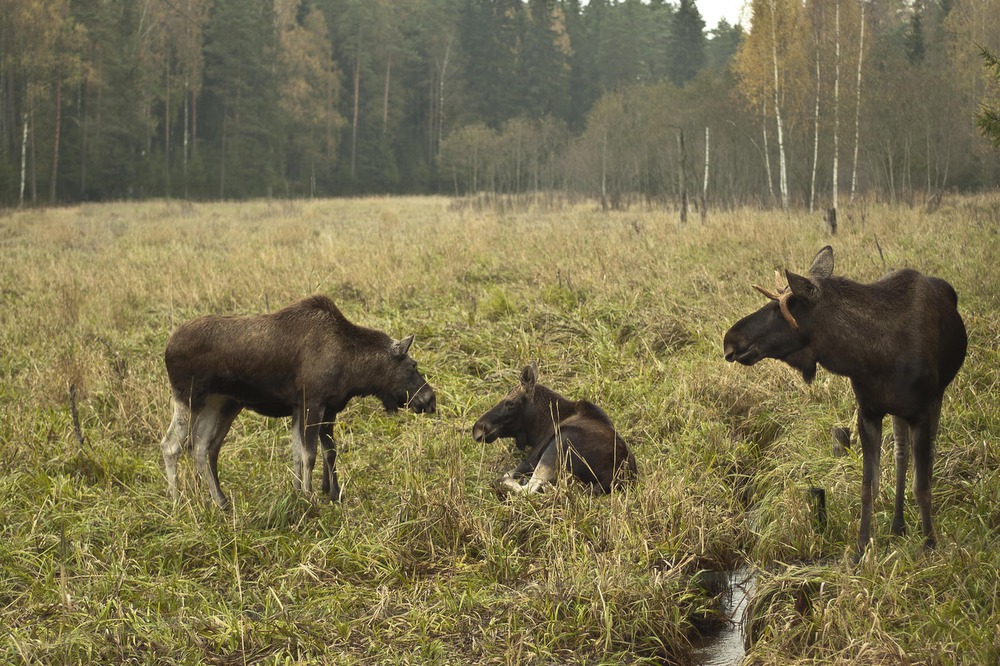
[808, 246, 834, 279]
[391, 335, 414, 359]
[785, 270, 820, 302]
[520, 363, 538, 396]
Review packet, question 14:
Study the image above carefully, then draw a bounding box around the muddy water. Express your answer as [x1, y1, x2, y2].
[690, 567, 756, 666]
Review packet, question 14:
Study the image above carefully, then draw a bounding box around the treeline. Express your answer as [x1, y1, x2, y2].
[1, 0, 998, 208]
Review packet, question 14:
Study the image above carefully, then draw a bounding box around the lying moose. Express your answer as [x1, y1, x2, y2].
[472, 364, 637, 494]
[724, 246, 967, 552]
[160, 295, 436, 508]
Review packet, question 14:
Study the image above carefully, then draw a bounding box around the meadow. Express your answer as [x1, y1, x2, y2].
[0, 194, 998, 664]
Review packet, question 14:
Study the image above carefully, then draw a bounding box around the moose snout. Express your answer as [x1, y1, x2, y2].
[410, 389, 437, 414]
[723, 329, 754, 365]
[724, 343, 737, 363]
[472, 420, 493, 443]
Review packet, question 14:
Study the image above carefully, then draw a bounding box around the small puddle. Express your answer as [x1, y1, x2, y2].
[690, 567, 756, 666]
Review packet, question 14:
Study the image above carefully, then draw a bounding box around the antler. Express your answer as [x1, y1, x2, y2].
[751, 269, 799, 330]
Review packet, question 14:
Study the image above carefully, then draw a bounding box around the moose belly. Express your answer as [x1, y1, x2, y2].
[210, 376, 295, 417]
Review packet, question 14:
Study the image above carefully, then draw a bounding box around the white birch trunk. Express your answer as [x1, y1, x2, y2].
[762, 97, 774, 203]
[383, 52, 391, 135]
[810, 36, 821, 214]
[770, 0, 789, 211]
[438, 40, 451, 155]
[702, 126, 710, 222]
[677, 129, 687, 224]
[832, 0, 840, 213]
[19, 111, 28, 207]
[850, 1, 865, 202]
[351, 49, 360, 179]
[600, 127, 608, 210]
[183, 80, 189, 196]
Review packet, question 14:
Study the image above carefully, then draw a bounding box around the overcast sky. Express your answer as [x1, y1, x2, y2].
[697, 0, 749, 31]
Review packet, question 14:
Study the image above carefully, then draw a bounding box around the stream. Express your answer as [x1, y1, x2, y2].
[690, 567, 756, 666]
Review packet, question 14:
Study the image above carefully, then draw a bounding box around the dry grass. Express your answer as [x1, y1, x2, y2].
[1, 193, 998, 664]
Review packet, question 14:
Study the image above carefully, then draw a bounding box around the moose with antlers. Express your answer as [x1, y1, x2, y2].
[723, 246, 966, 553]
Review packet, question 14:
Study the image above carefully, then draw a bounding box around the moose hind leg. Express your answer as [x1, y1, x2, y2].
[205, 400, 241, 509]
[191, 396, 233, 509]
[891, 416, 910, 536]
[912, 399, 942, 549]
[161, 399, 191, 501]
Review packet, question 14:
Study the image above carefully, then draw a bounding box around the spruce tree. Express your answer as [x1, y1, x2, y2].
[667, 0, 706, 86]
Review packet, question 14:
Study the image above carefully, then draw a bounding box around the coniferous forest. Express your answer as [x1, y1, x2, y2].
[2, 0, 999, 208]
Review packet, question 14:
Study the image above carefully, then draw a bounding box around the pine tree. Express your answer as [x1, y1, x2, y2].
[906, 2, 926, 65]
[202, 0, 282, 198]
[563, 0, 601, 130]
[520, 0, 570, 120]
[667, 0, 706, 86]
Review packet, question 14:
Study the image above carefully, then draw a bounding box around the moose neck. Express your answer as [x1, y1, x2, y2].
[523, 385, 579, 449]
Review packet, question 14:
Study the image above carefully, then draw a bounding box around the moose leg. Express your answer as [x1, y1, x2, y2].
[499, 439, 548, 490]
[319, 408, 340, 502]
[891, 416, 911, 537]
[191, 395, 232, 509]
[291, 407, 305, 491]
[856, 410, 884, 553]
[204, 400, 241, 508]
[912, 398, 942, 549]
[507, 440, 560, 494]
[291, 404, 322, 494]
[161, 398, 192, 501]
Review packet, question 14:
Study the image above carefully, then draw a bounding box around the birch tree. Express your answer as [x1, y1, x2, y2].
[808, 0, 824, 213]
[830, 0, 841, 218]
[850, 0, 865, 202]
[734, 0, 799, 209]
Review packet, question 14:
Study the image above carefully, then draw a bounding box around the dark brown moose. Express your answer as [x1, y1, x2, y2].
[472, 364, 637, 494]
[723, 246, 967, 552]
[160, 295, 436, 508]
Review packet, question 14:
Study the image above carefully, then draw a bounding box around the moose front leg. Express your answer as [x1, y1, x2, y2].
[856, 410, 884, 554]
[291, 405, 321, 494]
[509, 440, 560, 494]
[498, 439, 548, 492]
[319, 407, 340, 502]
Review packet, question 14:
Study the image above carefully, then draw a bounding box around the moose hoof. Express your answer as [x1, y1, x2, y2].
[502, 477, 528, 493]
[494, 473, 529, 496]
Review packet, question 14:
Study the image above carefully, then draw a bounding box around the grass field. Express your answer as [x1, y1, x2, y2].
[1, 194, 998, 664]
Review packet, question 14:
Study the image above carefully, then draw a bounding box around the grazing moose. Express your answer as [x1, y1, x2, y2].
[723, 246, 967, 552]
[160, 295, 436, 508]
[472, 364, 637, 494]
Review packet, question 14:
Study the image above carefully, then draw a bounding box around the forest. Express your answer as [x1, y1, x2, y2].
[2, 0, 999, 208]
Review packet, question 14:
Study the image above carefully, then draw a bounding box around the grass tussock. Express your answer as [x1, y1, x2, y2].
[1, 194, 998, 663]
